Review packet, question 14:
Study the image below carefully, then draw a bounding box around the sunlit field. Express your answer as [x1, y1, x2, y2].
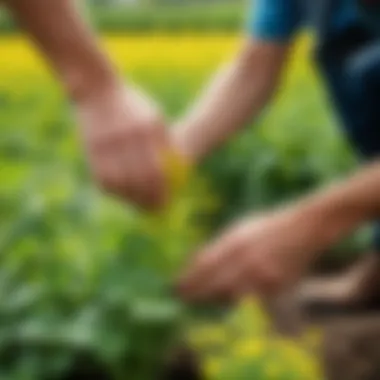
[0, 34, 239, 72]
[0, 33, 316, 99]
[0, 33, 355, 379]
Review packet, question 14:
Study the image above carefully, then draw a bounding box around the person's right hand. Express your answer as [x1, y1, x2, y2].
[76, 83, 169, 210]
[178, 206, 326, 302]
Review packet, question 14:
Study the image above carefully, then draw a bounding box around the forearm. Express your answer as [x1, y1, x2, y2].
[295, 161, 380, 252]
[173, 40, 287, 161]
[5, 0, 118, 102]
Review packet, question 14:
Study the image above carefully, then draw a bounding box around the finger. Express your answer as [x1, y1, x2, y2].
[186, 260, 245, 302]
[220, 246, 265, 300]
[137, 120, 171, 209]
[229, 268, 257, 300]
[88, 126, 136, 197]
[241, 252, 284, 297]
[232, 281, 257, 302]
[87, 127, 128, 156]
[207, 250, 259, 302]
[114, 130, 149, 204]
[91, 152, 122, 196]
[179, 231, 245, 300]
[182, 227, 233, 277]
[137, 133, 168, 209]
[178, 243, 228, 297]
[111, 126, 165, 209]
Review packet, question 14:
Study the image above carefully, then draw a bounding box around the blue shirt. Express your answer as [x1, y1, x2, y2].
[247, 0, 380, 161]
[248, 0, 360, 42]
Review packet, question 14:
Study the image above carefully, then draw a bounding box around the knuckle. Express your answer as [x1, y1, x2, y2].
[97, 174, 118, 193]
[261, 268, 284, 295]
[246, 256, 283, 295]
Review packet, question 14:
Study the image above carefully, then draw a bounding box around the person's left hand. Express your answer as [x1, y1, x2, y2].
[178, 207, 322, 302]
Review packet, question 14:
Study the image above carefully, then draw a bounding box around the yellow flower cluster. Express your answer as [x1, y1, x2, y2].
[0, 34, 238, 79]
[189, 297, 325, 380]
[161, 148, 193, 201]
[0, 33, 311, 80]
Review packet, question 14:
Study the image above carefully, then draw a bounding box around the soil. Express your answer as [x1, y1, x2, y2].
[320, 314, 380, 380]
[269, 293, 380, 380]
[159, 346, 202, 380]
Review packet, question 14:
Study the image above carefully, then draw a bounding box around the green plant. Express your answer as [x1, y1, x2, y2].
[0, 31, 365, 379]
[0, 4, 246, 34]
[188, 298, 325, 380]
[0, 84, 218, 379]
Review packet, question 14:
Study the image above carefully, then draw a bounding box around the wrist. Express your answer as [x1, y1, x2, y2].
[61, 59, 120, 104]
[170, 126, 200, 166]
[296, 184, 363, 249]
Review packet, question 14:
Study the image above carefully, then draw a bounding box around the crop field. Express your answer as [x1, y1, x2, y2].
[0, 33, 357, 379]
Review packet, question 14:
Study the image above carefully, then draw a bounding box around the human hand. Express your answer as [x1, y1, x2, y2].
[178, 207, 323, 302]
[77, 83, 169, 210]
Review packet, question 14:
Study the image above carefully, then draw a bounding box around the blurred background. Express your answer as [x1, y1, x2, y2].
[0, 1, 370, 379]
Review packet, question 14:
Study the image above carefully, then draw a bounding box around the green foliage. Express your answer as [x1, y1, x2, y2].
[189, 298, 324, 380]
[91, 4, 244, 33]
[199, 59, 372, 265]
[0, 31, 373, 378]
[0, 9, 15, 34]
[0, 83, 216, 379]
[0, 4, 245, 34]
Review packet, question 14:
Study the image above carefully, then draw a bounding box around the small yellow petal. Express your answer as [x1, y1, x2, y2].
[232, 339, 265, 358]
[161, 149, 192, 198]
[204, 358, 222, 379]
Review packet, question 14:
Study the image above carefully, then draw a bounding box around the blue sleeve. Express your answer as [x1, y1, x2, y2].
[247, 0, 302, 42]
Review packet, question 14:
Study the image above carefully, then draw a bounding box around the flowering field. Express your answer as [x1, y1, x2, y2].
[0, 33, 356, 379]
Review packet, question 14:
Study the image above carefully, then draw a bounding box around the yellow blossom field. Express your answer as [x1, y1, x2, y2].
[0, 33, 312, 83]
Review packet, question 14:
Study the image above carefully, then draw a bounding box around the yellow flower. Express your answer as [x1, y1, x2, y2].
[232, 339, 265, 359]
[264, 362, 284, 379]
[204, 357, 222, 379]
[272, 338, 323, 378]
[161, 148, 192, 199]
[228, 296, 271, 337]
[296, 357, 324, 379]
[239, 296, 261, 312]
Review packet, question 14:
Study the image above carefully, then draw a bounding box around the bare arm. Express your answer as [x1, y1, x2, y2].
[4, 0, 169, 209]
[296, 160, 380, 249]
[172, 39, 289, 162]
[4, 0, 116, 101]
[179, 161, 380, 300]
